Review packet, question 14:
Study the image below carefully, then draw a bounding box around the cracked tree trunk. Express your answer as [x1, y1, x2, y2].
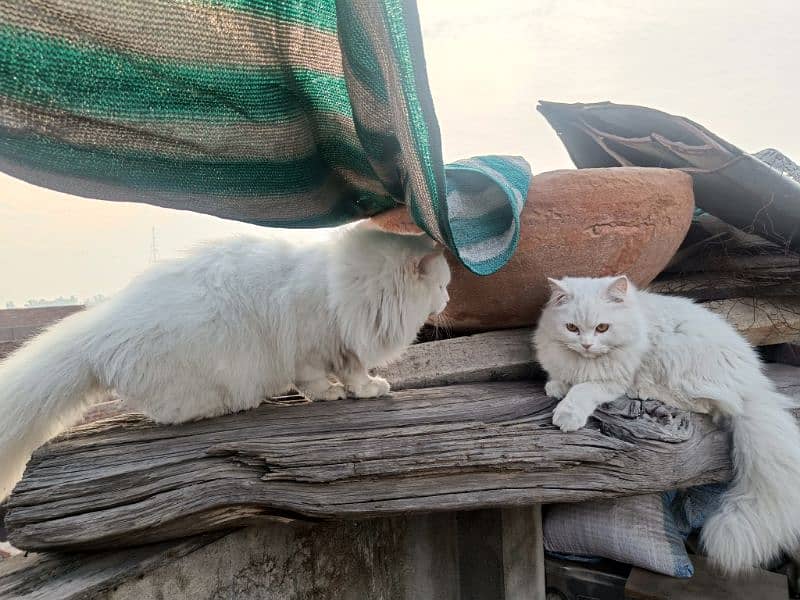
[5, 364, 799, 553]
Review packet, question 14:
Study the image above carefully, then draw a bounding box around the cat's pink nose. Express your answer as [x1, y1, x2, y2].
[581, 343, 593, 350]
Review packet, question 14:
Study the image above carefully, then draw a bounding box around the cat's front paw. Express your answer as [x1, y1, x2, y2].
[626, 386, 652, 401]
[350, 376, 391, 398]
[545, 379, 569, 399]
[552, 399, 591, 432]
[312, 383, 347, 401]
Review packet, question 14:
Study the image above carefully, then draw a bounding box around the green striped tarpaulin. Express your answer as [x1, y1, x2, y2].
[0, 0, 531, 274]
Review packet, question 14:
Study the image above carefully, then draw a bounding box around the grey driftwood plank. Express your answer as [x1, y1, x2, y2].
[5, 364, 799, 552]
[379, 327, 539, 390]
[383, 298, 800, 390]
[1, 514, 515, 600]
[703, 297, 800, 346]
[666, 251, 800, 275]
[650, 271, 800, 301]
[0, 532, 225, 600]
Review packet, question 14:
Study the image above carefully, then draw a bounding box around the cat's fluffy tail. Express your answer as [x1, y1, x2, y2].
[701, 387, 800, 572]
[0, 309, 104, 500]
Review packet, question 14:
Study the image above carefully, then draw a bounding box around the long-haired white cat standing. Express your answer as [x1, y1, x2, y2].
[0, 224, 450, 500]
[533, 275, 800, 573]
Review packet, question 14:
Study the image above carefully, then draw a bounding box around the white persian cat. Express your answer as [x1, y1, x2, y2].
[0, 224, 450, 500]
[533, 275, 800, 573]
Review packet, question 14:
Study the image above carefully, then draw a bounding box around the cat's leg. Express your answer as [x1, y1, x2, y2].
[545, 379, 570, 399]
[552, 382, 626, 432]
[295, 364, 346, 401]
[336, 356, 390, 398]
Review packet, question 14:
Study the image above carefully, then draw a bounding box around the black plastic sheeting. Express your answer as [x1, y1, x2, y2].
[538, 101, 800, 252]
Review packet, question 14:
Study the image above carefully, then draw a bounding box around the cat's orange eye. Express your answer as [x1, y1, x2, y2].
[596, 323, 610, 333]
[565, 323, 579, 333]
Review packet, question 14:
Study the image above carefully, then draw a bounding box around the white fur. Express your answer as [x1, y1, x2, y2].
[0, 224, 450, 500]
[533, 275, 800, 573]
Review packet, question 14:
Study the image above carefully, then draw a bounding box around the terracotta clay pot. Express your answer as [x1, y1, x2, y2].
[369, 205, 424, 235]
[437, 167, 695, 331]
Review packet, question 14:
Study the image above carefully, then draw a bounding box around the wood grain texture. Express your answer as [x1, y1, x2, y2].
[0, 533, 225, 600]
[650, 270, 800, 300]
[101, 516, 463, 600]
[6, 365, 799, 552]
[1, 512, 546, 600]
[666, 252, 800, 275]
[624, 556, 787, 600]
[501, 506, 545, 600]
[382, 297, 800, 391]
[704, 296, 800, 346]
[0, 517, 461, 600]
[379, 327, 539, 390]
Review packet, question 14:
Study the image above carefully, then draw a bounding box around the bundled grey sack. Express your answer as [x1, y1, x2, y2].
[544, 485, 726, 578]
[544, 493, 693, 577]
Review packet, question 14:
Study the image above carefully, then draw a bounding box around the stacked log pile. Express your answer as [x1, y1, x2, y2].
[651, 213, 800, 349]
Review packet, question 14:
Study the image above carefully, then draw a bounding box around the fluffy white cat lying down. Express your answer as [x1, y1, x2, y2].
[534, 275, 800, 573]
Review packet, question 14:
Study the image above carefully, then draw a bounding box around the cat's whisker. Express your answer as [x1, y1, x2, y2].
[429, 312, 454, 340]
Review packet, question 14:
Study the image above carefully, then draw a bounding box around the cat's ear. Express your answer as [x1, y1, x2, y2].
[606, 276, 629, 302]
[413, 250, 443, 277]
[547, 277, 571, 306]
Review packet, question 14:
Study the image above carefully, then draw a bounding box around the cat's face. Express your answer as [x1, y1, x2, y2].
[541, 276, 642, 359]
[418, 252, 451, 316]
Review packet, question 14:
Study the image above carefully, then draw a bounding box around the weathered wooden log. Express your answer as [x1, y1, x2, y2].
[666, 251, 800, 275]
[0, 511, 546, 600]
[625, 556, 787, 600]
[654, 210, 800, 298]
[650, 272, 800, 300]
[701, 297, 800, 346]
[382, 297, 800, 391]
[379, 327, 538, 390]
[0, 533, 226, 600]
[5, 364, 799, 552]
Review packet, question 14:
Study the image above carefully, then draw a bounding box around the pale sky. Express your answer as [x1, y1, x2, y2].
[2, 0, 798, 305]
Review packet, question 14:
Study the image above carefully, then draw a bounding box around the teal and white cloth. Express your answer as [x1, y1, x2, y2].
[0, 0, 530, 274]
